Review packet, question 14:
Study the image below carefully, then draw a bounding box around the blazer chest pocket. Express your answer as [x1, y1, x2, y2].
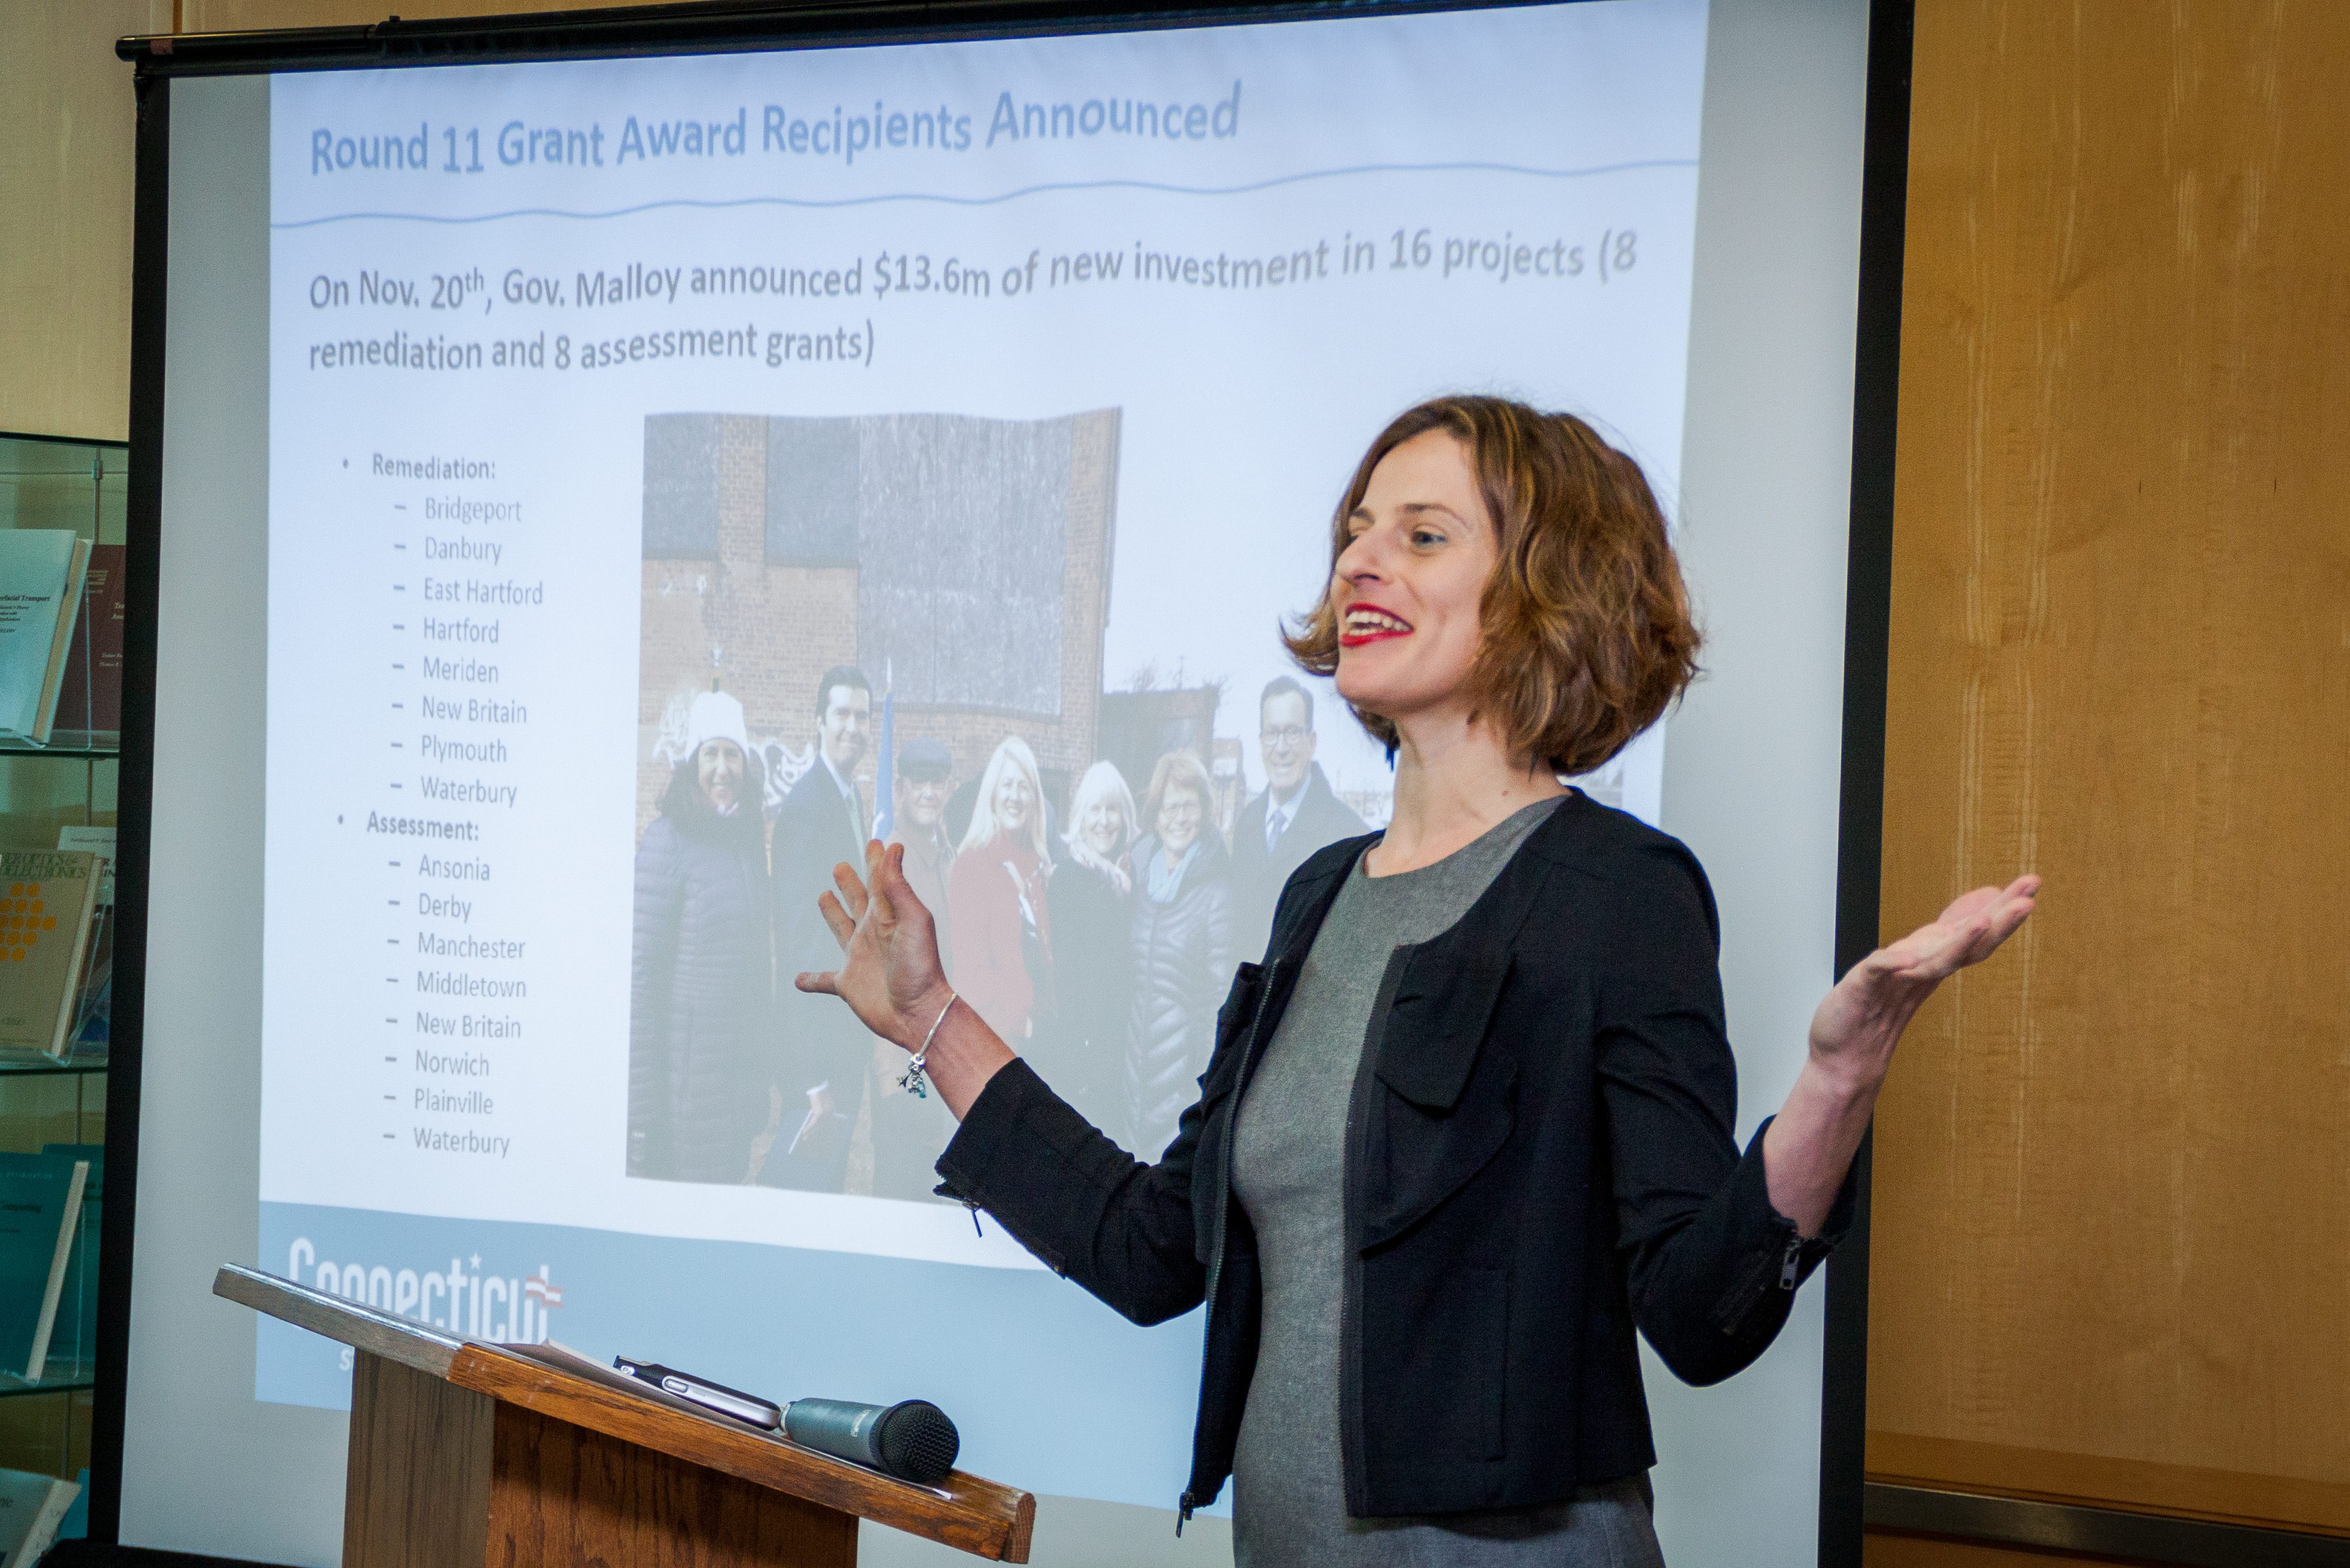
[1213, 963, 1264, 1054]
[1361, 949, 1516, 1252]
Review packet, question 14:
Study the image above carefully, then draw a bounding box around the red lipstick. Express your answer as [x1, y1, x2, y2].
[1338, 602, 1414, 648]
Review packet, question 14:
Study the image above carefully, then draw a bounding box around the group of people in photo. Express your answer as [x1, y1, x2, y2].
[627, 664, 1368, 1197]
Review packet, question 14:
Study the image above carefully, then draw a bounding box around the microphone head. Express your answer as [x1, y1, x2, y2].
[875, 1399, 960, 1485]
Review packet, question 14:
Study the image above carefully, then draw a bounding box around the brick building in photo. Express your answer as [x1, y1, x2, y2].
[636, 410, 1121, 838]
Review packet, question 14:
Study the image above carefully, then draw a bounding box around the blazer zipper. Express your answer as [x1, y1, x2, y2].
[1716, 1231, 1808, 1340]
[1179, 962, 1284, 1532]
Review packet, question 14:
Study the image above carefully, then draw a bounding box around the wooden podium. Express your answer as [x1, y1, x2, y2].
[215, 1263, 1034, 1566]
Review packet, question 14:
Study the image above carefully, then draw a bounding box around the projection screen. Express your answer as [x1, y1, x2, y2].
[124, 1, 1873, 1561]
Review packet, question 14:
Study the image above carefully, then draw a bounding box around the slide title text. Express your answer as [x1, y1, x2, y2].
[310, 83, 1244, 176]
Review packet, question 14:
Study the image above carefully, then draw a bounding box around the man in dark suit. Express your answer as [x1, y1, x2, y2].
[760, 665, 872, 1190]
[1228, 676, 1368, 961]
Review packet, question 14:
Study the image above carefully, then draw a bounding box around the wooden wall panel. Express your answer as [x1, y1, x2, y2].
[1865, 1531, 2153, 1568]
[1869, 0, 2350, 1537]
[0, 1, 661, 443]
[0, 1, 161, 442]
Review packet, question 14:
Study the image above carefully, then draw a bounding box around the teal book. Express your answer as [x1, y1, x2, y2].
[0, 1154, 87, 1382]
[0, 531, 90, 744]
[55, 830, 113, 1055]
[0, 1465, 78, 1564]
[39, 1146, 99, 1372]
[53, 1467, 88, 1546]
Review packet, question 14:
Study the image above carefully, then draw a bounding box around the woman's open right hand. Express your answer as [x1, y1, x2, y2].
[796, 839, 1018, 1119]
[794, 840, 954, 1054]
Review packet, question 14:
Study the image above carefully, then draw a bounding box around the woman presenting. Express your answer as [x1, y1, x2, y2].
[798, 397, 2038, 1564]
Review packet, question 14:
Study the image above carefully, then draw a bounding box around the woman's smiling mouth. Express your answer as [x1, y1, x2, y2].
[1339, 604, 1414, 647]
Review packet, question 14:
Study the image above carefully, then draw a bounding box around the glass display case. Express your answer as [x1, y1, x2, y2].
[0, 431, 124, 1537]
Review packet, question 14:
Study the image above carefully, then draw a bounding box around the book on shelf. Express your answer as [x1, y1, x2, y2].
[54, 830, 114, 1055]
[0, 1153, 89, 1383]
[0, 531, 92, 746]
[0, 851, 102, 1061]
[0, 1467, 78, 1566]
[39, 1145, 99, 1372]
[50, 543, 123, 737]
[54, 827, 114, 889]
[56, 1469, 88, 1551]
[63, 906, 109, 1055]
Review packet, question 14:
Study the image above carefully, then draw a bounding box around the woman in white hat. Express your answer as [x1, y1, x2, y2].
[627, 689, 773, 1184]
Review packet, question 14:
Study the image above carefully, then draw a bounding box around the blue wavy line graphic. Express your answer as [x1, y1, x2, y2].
[270, 157, 1697, 229]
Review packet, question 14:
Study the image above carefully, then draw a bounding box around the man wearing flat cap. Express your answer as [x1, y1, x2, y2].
[886, 735, 957, 973]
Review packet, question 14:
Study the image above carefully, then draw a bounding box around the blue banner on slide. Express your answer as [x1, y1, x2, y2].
[255, 1201, 1209, 1511]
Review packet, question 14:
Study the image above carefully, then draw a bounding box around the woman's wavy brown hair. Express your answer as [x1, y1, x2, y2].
[1284, 396, 1701, 776]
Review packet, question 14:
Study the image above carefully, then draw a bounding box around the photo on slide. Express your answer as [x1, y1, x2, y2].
[627, 407, 1395, 1199]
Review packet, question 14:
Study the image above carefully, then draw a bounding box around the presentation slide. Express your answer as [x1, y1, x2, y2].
[253, 0, 1706, 1512]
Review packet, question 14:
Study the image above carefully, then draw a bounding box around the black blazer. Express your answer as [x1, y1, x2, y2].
[934, 792, 1854, 1521]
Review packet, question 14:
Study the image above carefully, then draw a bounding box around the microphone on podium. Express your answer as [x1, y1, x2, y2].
[614, 1354, 960, 1485]
[784, 1397, 961, 1486]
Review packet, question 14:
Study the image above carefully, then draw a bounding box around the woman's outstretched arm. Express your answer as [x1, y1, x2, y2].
[1762, 874, 2041, 1235]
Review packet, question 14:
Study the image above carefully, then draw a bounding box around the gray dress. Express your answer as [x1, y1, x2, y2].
[1230, 796, 1667, 1567]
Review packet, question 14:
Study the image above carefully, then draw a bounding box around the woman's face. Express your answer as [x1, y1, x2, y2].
[993, 765, 1035, 832]
[1157, 780, 1203, 856]
[1080, 792, 1126, 858]
[1329, 429, 1500, 730]
[696, 738, 745, 813]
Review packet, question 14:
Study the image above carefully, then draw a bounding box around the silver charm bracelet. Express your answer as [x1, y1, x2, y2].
[899, 990, 958, 1100]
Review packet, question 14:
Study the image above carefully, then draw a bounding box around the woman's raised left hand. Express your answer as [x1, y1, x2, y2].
[1763, 874, 2040, 1235]
[1807, 874, 2042, 1094]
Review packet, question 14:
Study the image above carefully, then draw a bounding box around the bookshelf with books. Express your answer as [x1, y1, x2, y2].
[0, 432, 125, 1541]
